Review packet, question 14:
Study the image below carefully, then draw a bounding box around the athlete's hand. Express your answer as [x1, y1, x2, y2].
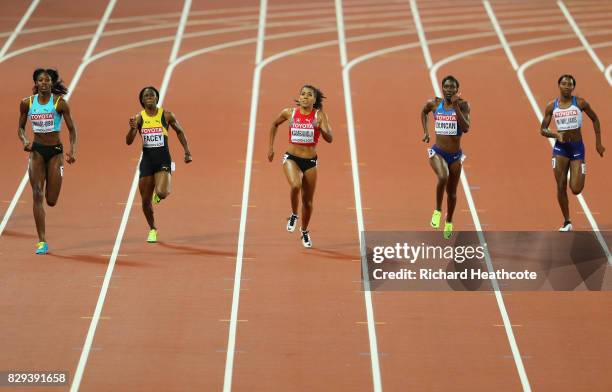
[184, 152, 192, 163]
[422, 132, 430, 143]
[596, 143, 605, 157]
[267, 148, 274, 162]
[556, 133, 564, 143]
[23, 140, 32, 152]
[450, 93, 462, 104]
[65, 151, 76, 164]
[129, 116, 138, 130]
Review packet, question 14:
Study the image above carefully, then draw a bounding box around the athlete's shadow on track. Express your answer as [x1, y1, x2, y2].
[46, 253, 150, 267]
[2, 230, 37, 239]
[305, 248, 359, 261]
[156, 241, 240, 258]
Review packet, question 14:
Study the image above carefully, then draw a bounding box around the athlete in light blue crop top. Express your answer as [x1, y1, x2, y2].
[17, 68, 78, 255]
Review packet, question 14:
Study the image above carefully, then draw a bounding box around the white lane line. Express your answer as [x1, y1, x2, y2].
[409, 0, 432, 68]
[558, 0, 608, 82]
[606, 64, 612, 86]
[3, 7, 610, 241]
[0, 0, 40, 58]
[483, 0, 612, 264]
[0, 0, 116, 239]
[335, 1, 382, 391]
[69, 3, 191, 391]
[0, 0, 41, 237]
[222, 2, 266, 390]
[412, 1, 532, 391]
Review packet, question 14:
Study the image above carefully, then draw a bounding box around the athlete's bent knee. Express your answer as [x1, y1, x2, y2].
[290, 183, 301, 193]
[570, 186, 583, 195]
[32, 187, 44, 203]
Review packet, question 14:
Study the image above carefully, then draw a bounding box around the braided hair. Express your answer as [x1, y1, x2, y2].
[295, 84, 326, 110]
[32, 68, 68, 95]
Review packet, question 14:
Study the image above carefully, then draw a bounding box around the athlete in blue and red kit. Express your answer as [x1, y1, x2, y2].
[540, 74, 604, 231]
[421, 75, 471, 239]
[268, 85, 333, 248]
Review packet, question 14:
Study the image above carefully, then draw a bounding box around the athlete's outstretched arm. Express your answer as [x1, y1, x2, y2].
[318, 111, 333, 143]
[165, 111, 192, 163]
[579, 97, 604, 157]
[268, 108, 291, 162]
[18, 99, 31, 151]
[58, 98, 78, 164]
[540, 101, 565, 142]
[420, 99, 436, 143]
[126, 114, 141, 145]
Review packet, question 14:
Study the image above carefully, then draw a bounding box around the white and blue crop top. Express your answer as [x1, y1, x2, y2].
[552, 96, 582, 132]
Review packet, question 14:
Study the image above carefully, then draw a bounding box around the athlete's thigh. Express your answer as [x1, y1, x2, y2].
[301, 167, 318, 200]
[568, 159, 585, 188]
[139, 175, 155, 200]
[553, 155, 570, 184]
[429, 153, 449, 178]
[446, 159, 462, 192]
[45, 153, 64, 202]
[154, 170, 172, 193]
[283, 158, 302, 187]
[29, 152, 46, 191]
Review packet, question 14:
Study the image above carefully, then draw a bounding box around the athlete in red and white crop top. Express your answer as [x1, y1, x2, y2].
[267, 85, 334, 248]
[288, 107, 321, 146]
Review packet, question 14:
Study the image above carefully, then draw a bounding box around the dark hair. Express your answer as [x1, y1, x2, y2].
[139, 86, 160, 108]
[441, 75, 459, 89]
[295, 84, 326, 110]
[558, 74, 576, 87]
[32, 68, 68, 95]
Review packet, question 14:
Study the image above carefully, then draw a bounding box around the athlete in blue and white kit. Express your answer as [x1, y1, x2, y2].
[421, 75, 470, 239]
[17, 68, 78, 254]
[540, 74, 605, 231]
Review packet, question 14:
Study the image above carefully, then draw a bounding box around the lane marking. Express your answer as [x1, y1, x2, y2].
[69, 2, 190, 391]
[484, 0, 612, 265]
[413, 1, 532, 391]
[335, 1, 383, 391]
[0, 0, 40, 58]
[557, 0, 606, 74]
[222, 2, 267, 391]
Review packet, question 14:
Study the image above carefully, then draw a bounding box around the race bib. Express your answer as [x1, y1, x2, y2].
[31, 113, 55, 133]
[554, 109, 579, 131]
[141, 127, 165, 148]
[434, 114, 458, 135]
[290, 125, 315, 144]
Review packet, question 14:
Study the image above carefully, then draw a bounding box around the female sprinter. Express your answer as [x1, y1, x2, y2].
[540, 74, 604, 231]
[421, 75, 470, 239]
[267, 85, 333, 248]
[126, 86, 192, 243]
[17, 68, 78, 255]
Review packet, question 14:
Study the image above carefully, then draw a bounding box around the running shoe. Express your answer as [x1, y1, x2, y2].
[152, 193, 161, 204]
[300, 229, 312, 248]
[147, 229, 157, 243]
[430, 210, 442, 229]
[443, 222, 453, 239]
[35, 241, 48, 255]
[287, 213, 299, 232]
[559, 221, 573, 232]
